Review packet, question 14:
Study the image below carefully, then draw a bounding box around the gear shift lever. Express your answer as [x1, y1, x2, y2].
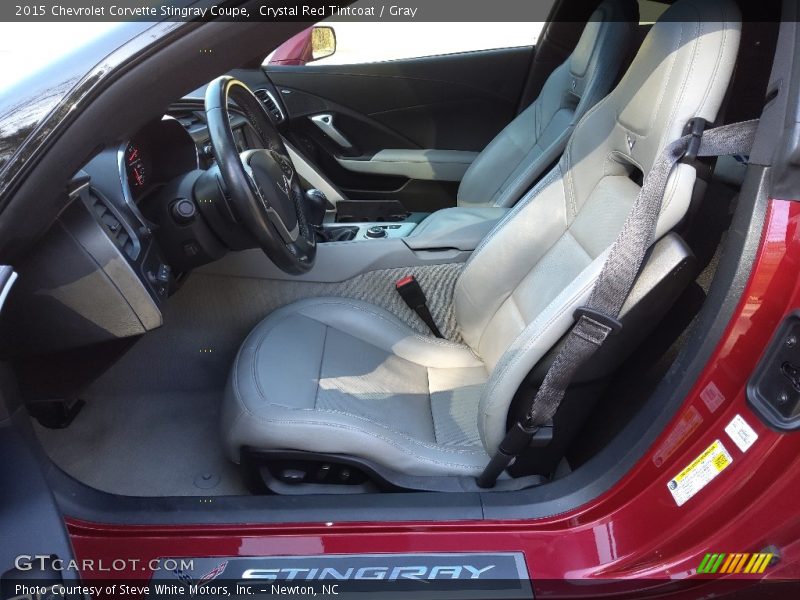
[305, 188, 332, 228]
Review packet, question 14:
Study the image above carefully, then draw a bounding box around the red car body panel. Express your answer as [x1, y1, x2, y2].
[66, 200, 800, 592]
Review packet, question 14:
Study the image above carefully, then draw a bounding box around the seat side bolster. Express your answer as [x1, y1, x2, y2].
[223, 392, 490, 475]
[476, 254, 606, 453]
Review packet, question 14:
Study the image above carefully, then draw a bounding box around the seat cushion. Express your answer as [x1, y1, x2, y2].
[222, 298, 491, 476]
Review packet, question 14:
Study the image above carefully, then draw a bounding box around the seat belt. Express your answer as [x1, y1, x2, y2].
[477, 118, 760, 488]
[395, 275, 444, 338]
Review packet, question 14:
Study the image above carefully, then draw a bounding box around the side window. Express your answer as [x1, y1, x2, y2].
[638, 0, 670, 24]
[311, 22, 545, 65]
[266, 14, 553, 68]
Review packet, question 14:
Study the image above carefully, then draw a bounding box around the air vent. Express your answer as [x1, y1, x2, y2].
[88, 193, 139, 261]
[254, 89, 285, 123]
[168, 107, 207, 135]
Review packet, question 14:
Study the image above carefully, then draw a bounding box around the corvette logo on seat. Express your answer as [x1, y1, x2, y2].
[626, 133, 636, 152]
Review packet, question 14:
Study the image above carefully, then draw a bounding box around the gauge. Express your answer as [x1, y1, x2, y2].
[124, 142, 148, 191]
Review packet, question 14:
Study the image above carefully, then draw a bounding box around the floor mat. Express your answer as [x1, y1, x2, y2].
[34, 389, 248, 497]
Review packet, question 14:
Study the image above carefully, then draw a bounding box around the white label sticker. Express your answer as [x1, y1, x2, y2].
[725, 414, 758, 453]
[700, 381, 726, 412]
[667, 439, 732, 506]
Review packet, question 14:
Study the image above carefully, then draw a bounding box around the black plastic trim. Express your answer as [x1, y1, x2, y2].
[747, 311, 800, 431]
[244, 448, 543, 494]
[0, 415, 78, 583]
[769, 5, 800, 200]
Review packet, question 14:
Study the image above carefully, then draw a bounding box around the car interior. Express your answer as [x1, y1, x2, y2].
[0, 0, 785, 505]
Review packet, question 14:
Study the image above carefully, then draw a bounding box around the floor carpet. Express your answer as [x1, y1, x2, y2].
[34, 389, 248, 496]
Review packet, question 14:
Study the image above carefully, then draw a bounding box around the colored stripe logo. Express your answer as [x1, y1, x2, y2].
[697, 552, 773, 574]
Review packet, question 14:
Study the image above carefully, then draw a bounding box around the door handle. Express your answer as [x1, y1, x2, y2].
[0, 265, 17, 311]
[310, 113, 353, 149]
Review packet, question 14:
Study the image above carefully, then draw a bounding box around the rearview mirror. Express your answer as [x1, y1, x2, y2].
[311, 26, 336, 61]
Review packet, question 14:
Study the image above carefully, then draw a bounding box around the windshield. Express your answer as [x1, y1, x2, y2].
[0, 21, 159, 184]
[0, 22, 123, 92]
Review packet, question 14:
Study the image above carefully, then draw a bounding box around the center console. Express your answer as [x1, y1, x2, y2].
[319, 201, 506, 248]
[308, 193, 505, 247]
[200, 139, 507, 282]
[201, 194, 508, 283]
[323, 222, 418, 242]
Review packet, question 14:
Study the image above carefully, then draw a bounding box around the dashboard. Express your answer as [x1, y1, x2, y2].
[3, 75, 288, 356]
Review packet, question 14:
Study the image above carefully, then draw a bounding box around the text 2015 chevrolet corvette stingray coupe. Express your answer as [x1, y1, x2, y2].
[0, 0, 799, 598]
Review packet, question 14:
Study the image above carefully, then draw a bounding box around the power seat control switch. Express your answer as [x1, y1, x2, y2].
[748, 312, 800, 431]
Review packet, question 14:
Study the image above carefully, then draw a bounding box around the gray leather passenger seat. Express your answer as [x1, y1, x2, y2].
[457, 0, 639, 208]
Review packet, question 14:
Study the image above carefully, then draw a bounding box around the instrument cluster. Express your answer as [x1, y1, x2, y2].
[120, 118, 198, 202]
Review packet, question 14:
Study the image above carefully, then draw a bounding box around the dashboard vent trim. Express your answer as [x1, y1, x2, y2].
[85, 190, 140, 261]
[254, 88, 285, 124]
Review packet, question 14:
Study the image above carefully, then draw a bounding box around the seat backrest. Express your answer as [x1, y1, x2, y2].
[457, 0, 639, 209]
[453, 0, 742, 453]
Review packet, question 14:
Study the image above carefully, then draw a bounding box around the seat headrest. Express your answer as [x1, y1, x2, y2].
[559, 0, 740, 249]
[613, 0, 742, 173]
[569, 0, 640, 77]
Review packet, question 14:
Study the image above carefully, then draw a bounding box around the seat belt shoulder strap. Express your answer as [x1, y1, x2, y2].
[477, 118, 760, 488]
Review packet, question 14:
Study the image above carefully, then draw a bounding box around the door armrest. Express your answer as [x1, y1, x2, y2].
[336, 149, 479, 181]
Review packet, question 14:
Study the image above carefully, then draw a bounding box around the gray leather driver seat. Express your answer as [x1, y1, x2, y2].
[457, 0, 639, 208]
[222, 0, 742, 476]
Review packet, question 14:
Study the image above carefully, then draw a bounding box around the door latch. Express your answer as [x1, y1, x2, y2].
[748, 313, 800, 431]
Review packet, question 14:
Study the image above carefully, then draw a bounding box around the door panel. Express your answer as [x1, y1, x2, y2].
[0, 266, 78, 595]
[265, 47, 533, 211]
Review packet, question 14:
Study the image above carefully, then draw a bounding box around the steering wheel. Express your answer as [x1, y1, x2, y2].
[204, 76, 315, 274]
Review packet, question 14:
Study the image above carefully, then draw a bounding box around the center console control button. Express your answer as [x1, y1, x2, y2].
[365, 225, 387, 238]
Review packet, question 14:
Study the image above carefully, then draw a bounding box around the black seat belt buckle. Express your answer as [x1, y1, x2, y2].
[680, 117, 709, 164]
[396, 275, 444, 338]
[529, 420, 554, 448]
[573, 306, 623, 335]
